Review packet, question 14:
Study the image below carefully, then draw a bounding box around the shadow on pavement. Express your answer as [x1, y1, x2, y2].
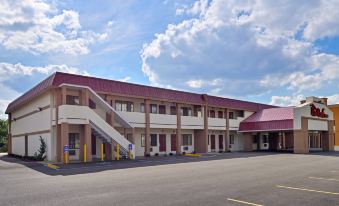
[1, 151, 337, 176]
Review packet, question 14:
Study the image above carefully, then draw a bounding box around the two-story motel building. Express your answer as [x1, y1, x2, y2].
[5, 72, 335, 163]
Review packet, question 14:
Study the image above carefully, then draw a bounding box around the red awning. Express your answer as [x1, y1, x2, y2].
[239, 107, 294, 132]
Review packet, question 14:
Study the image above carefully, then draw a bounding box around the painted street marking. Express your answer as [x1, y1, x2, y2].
[331, 171, 338, 173]
[227, 198, 264, 206]
[184, 154, 201, 157]
[47, 163, 60, 170]
[309, 176, 339, 182]
[276, 185, 339, 195]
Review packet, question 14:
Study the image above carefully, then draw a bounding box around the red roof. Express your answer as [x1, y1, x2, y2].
[239, 107, 294, 132]
[6, 72, 276, 113]
[207, 95, 274, 111]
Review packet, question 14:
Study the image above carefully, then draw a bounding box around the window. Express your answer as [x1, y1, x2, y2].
[150, 104, 157, 113]
[115, 100, 134, 112]
[69, 133, 80, 149]
[229, 112, 234, 119]
[197, 107, 202, 117]
[170, 106, 177, 115]
[253, 135, 258, 144]
[218, 111, 223, 118]
[89, 99, 96, 109]
[159, 105, 166, 114]
[66, 95, 80, 105]
[209, 110, 215, 118]
[230, 134, 235, 144]
[237, 110, 244, 117]
[141, 134, 145, 147]
[126, 133, 132, 142]
[182, 134, 193, 146]
[116, 101, 121, 110]
[140, 103, 145, 113]
[262, 135, 268, 143]
[181, 107, 192, 116]
[151, 134, 157, 146]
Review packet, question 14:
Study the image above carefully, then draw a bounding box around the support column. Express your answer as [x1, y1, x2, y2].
[60, 123, 69, 163]
[202, 98, 209, 153]
[323, 120, 335, 151]
[84, 124, 92, 162]
[111, 142, 116, 160]
[293, 117, 309, 154]
[176, 103, 182, 155]
[282, 132, 286, 149]
[243, 133, 253, 152]
[7, 113, 12, 154]
[81, 88, 89, 106]
[144, 99, 151, 156]
[105, 143, 111, 160]
[61, 86, 67, 105]
[131, 127, 135, 144]
[329, 120, 335, 151]
[256, 133, 261, 151]
[79, 126, 84, 161]
[224, 108, 230, 152]
[55, 88, 62, 162]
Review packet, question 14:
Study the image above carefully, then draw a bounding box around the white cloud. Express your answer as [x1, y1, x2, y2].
[269, 95, 305, 106]
[118, 76, 131, 82]
[327, 94, 339, 105]
[0, 99, 11, 119]
[0, 0, 107, 55]
[270, 93, 339, 107]
[0, 84, 21, 119]
[0, 62, 88, 81]
[176, 0, 209, 17]
[0, 62, 88, 118]
[141, 0, 339, 98]
[187, 79, 204, 88]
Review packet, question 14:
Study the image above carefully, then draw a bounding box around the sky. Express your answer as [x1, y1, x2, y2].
[0, 0, 339, 118]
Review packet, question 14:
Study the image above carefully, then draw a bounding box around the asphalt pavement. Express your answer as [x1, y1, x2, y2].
[0, 152, 338, 206]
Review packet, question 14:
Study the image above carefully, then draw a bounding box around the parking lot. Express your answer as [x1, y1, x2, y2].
[0, 152, 338, 206]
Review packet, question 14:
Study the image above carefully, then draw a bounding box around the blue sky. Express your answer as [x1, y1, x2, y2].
[0, 0, 339, 118]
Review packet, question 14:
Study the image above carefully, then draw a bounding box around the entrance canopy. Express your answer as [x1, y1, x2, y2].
[239, 107, 294, 132]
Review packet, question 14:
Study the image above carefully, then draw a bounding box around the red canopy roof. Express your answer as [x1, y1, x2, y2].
[239, 107, 294, 132]
[6, 72, 276, 113]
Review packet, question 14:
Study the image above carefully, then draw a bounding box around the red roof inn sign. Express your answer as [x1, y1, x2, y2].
[310, 104, 328, 118]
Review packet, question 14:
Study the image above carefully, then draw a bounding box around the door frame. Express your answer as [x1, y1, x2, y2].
[211, 135, 216, 150]
[171, 134, 176, 151]
[159, 134, 166, 152]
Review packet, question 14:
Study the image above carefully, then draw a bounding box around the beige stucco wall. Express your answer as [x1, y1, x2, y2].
[10, 92, 53, 161]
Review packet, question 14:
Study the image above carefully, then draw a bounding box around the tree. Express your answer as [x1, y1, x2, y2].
[34, 136, 47, 161]
[0, 119, 8, 152]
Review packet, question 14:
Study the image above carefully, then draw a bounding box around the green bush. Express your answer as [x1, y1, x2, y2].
[0, 119, 8, 153]
[34, 136, 47, 161]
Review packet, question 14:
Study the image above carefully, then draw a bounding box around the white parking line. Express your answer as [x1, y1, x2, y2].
[227, 198, 264, 206]
[276, 185, 339, 195]
[309, 176, 339, 182]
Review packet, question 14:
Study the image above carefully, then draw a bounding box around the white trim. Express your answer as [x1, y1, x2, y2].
[59, 83, 133, 128]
